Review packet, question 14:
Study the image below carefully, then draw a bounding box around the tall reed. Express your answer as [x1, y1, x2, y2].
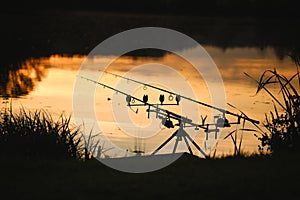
[245, 58, 300, 153]
[0, 105, 84, 159]
[223, 110, 258, 157]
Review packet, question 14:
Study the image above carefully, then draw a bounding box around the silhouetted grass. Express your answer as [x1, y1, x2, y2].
[245, 58, 300, 154]
[0, 106, 85, 159]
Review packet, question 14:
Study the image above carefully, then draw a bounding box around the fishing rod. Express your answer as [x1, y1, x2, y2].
[101, 70, 260, 125]
[78, 75, 247, 134]
[79, 76, 216, 157]
[79, 75, 239, 156]
[78, 75, 206, 129]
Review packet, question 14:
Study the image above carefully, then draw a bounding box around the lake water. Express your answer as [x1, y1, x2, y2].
[1, 45, 297, 157]
[1, 12, 299, 157]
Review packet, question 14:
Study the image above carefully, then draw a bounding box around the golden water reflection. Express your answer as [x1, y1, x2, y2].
[4, 46, 297, 157]
[0, 58, 49, 97]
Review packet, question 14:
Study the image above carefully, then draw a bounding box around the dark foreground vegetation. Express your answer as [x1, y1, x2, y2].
[247, 55, 300, 154]
[0, 107, 83, 159]
[1, 152, 300, 199]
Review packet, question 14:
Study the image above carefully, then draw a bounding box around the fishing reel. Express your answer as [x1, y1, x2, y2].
[214, 115, 231, 128]
[161, 117, 174, 129]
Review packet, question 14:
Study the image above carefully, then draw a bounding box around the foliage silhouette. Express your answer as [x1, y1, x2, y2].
[0, 103, 102, 160]
[245, 54, 300, 154]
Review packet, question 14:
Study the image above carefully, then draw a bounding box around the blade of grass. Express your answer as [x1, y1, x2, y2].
[245, 72, 286, 110]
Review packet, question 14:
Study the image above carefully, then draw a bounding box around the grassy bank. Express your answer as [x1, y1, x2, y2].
[1, 152, 300, 199]
[1, 107, 299, 199]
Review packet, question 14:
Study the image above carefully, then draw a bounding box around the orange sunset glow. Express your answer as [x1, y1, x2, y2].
[7, 46, 297, 157]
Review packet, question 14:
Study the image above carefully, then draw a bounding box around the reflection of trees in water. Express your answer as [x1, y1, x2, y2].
[0, 59, 48, 97]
